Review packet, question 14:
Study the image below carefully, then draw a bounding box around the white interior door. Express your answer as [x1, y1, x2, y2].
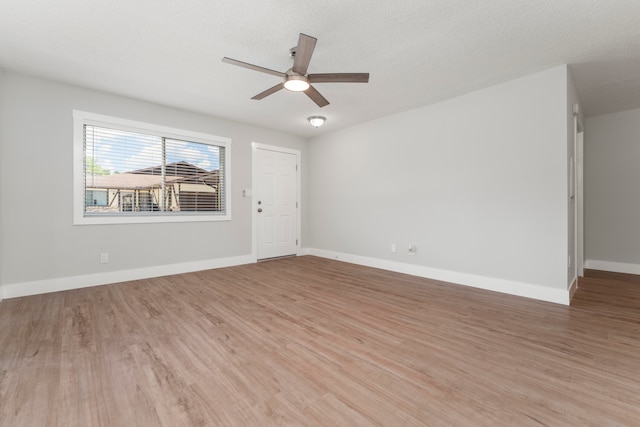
[255, 147, 298, 260]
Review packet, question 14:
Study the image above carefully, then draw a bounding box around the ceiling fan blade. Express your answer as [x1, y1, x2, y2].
[222, 57, 286, 78]
[292, 33, 317, 75]
[308, 73, 370, 83]
[252, 83, 285, 100]
[304, 85, 330, 108]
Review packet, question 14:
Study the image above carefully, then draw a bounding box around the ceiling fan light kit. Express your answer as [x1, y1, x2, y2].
[222, 33, 369, 108]
[283, 74, 310, 91]
[308, 116, 326, 127]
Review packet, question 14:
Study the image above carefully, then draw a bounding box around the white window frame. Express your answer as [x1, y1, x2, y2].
[73, 110, 232, 225]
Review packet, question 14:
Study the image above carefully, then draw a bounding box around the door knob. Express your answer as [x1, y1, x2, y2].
[257, 208, 263, 212]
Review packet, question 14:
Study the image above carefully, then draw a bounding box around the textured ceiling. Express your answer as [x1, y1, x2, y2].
[1, 0, 639, 137]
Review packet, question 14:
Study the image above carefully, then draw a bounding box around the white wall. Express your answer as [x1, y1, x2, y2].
[307, 66, 570, 303]
[0, 67, 577, 303]
[0, 72, 307, 297]
[584, 108, 640, 274]
[0, 68, 3, 301]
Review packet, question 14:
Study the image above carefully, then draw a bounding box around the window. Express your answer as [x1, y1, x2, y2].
[74, 111, 231, 224]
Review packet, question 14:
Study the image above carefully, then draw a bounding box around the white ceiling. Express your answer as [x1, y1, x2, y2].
[1, 0, 639, 138]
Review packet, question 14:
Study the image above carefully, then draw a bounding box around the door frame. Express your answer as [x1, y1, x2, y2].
[251, 142, 301, 261]
[575, 124, 584, 277]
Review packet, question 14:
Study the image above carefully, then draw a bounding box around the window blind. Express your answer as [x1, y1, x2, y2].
[83, 124, 226, 215]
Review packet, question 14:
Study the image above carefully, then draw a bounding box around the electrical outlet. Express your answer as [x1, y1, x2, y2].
[391, 243, 397, 253]
[408, 245, 417, 255]
[100, 252, 109, 264]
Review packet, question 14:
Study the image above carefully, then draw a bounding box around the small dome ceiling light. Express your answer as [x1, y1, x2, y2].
[308, 116, 326, 128]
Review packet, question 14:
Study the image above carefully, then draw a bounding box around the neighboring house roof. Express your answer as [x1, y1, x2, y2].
[130, 161, 210, 177]
[86, 161, 219, 190]
[86, 174, 180, 190]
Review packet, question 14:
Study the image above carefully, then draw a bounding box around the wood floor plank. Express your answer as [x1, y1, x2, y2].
[1, 257, 640, 425]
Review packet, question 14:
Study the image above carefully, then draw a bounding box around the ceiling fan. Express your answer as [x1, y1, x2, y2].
[222, 33, 369, 108]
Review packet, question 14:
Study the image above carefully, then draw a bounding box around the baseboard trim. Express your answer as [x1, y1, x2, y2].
[2, 250, 576, 304]
[2, 254, 255, 299]
[308, 248, 570, 305]
[569, 276, 579, 302]
[584, 259, 640, 276]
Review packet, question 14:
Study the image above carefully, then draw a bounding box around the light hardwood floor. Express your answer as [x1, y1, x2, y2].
[1, 256, 639, 426]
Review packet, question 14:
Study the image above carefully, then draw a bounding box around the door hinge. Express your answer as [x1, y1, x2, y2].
[296, 239, 298, 245]
[296, 164, 298, 171]
[296, 202, 298, 208]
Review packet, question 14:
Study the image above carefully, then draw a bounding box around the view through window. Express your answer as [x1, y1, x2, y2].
[74, 111, 231, 224]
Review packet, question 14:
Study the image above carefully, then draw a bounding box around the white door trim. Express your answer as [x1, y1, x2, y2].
[571, 112, 585, 282]
[576, 129, 584, 277]
[251, 142, 301, 261]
